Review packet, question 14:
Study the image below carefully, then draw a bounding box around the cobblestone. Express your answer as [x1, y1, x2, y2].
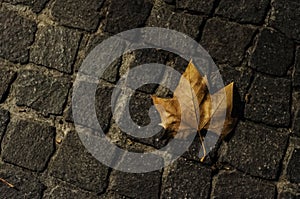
[0, 7, 36, 63]
[245, 73, 291, 127]
[0, 109, 9, 143]
[0, 68, 16, 102]
[201, 18, 256, 66]
[15, 70, 71, 116]
[250, 28, 294, 76]
[2, 0, 48, 13]
[212, 170, 276, 198]
[294, 47, 300, 87]
[221, 121, 289, 179]
[30, 25, 81, 74]
[287, 148, 300, 183]
[216, 0, 269, 24]
[51, 0, 104, 32]
[176, 0, 214, 14]
[1, 119, 55, 171]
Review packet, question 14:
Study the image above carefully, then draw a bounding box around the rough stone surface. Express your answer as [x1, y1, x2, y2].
[147, 0, 203, 39]
[250, 28, 294, 76]
[245, 73, 291, 127]
[109, 170, 161, 198]
[222, 121, 289, 179]
[216, 0, 269, 24]
[287, 149, 300, 183]
[161, 158, 212, 198]
[201, 18, 256, 66]
[0, 109, 9, 143]
[49, 132, 109, 193]
[15, 70, 71, 116]
[30, 25, 81, 74]
[270, 0, 300, 41]
[105, 0, 153, 34]
[0, 7, 36, 63]
[176, 0, 214, 14]
[212, 171, 276, 198]
[0, 164, 45, 198]
[51, 0, 104, 31]
[1, 119, 55, 171]
[294, 47, 300, 87]
[43, 185, 100, 199]
[0, 68, 16, 102]
[2, 0, 49, 13]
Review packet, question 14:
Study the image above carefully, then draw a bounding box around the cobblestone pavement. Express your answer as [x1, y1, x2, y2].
[0, 0, 299, 198]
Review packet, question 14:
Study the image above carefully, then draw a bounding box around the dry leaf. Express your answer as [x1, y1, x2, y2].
[152, 61, 237, 160]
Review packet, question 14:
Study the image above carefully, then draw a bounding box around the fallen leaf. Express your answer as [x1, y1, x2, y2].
[152, 61, 238, 160]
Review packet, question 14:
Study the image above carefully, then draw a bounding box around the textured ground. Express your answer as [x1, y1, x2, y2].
[0, 0, 300, 198]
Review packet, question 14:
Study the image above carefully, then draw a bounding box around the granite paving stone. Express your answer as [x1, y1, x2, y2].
[30, 25, 81, 74]
[212, 170, 276, 198]
[0, 69, 16, 102]
[15, 70, 71, 116]
[201, 18, 256, 66]
[161, 158, 212, 198]
[1, 119, 55, 171]
[109, 170, 161, 198]
[176, 0, 214, 14]
[0, 7, 36, 63]
[0, 164, 45, 198]
[0, 109, 9, 144]
[286, 148, 300, 183]
[2, 0, 49, 13]
[51, 0, 104, 31]
[216, 0, 270, 24]
[105, 0, 153, 34]
[250, 28, 294, 76]
[147, 0, 203, 39]
[270, 0, 300, 41]
[49, 132, 110, 193]
[221, 121, 289, 180]
[294, 47, 300, 87]
[245, 73, 291, 127]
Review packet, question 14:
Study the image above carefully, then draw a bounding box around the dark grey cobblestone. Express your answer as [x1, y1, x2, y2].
[201, 18, 256, 66]
[221, 121, 289, 180]
[216, 0, 270, 24]
[2, 0, 48, 13]
[0, 68, 16, 102]
[245, 73, 291, 127]
[212, 170, 276, 198]
[51, 0, 104, 32]
[269, 0, 300, 41]
[250, 28, 294, 76]
[49, 132, 109, 193]
[15, 70, 71, 116]
[294, 47, 300, 87]
[0, 109, 9, 143]
[0, 7, 36, 63]
[1, 119, 55, 171]
[176, 0, 214, 14]
[287, 148, 300, 183]
[161, 158, 211, 198]
[30, 25, 81, 74]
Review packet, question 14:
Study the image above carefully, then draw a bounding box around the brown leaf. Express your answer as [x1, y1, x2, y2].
[152, 61, 238, 159]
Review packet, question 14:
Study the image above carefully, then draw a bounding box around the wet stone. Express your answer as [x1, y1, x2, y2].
[1, 119, 55, 172]
[51, 0, 104, 31]
[216, 0, 269, 24]
[270, 0, 300, 41]
[105, 0, 153, 34]
[212, 171, 276, 198]
[287, 149, 300, 183]
[30, 25, 81, 74]
[0, 164, 45, 198]
[0, 7, 36, 63]
[221, 121, 289, 180]
[15, 70, 71, 116]
[245, 73, 291, 127]
[176, 0, 214, 14]
[250, 28, 294, 76]
[0, 109, 9, 143]
[49, 132, 109, 193]
[0, 69, 16, 102]
[161, 158, 212, 198]
[109, 170, 161, 198]
[2, 0, 49, 13]
[147, 0, 203, 39]
[201, 18, 256, 66]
